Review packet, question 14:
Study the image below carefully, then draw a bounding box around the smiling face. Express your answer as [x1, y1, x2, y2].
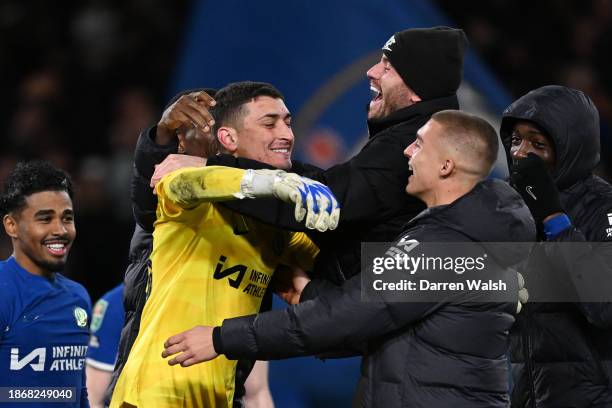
[367, 54, 421, 120]
[510, 121, 556, 173]
[227, 96, 294, 170]
[403, 119, 446, 201]
[3, 190, 76, 276]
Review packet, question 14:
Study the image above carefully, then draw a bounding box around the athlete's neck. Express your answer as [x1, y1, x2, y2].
[12, 252, 55, 280]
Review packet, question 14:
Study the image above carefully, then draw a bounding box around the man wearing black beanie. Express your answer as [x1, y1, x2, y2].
[368, 26, 467, 120]
[307, 26, 469, 285]
[378, 27, 467, 103]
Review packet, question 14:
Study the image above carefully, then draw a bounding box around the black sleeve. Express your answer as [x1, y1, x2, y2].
[208, 130, 412, 232]
[215, 224, 518, 361]
[217, 269, 439, 361]
[207, 154, 324, 180]
[314, 130, 414, 227]
[288, 160, 327, 180]
[130, 126, 178, 232]
[545, 220, 612, 328]
[208, 154, 322, 231]
[299, 278, 341, 302]
[259, 286, 273, 312]
[299, 278, 367, 358]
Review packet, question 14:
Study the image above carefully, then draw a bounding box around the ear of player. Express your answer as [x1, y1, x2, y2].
[240, 169, 341, 232]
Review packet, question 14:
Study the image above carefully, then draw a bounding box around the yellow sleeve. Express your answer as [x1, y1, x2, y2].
[280, 232, 320, 271]
[156, 166, 246, 207]
[155, 166, 246, 225]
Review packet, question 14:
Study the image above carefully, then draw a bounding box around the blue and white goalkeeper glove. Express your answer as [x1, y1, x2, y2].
[239, 169, 340, 232]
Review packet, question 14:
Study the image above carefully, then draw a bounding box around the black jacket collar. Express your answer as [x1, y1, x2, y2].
[366, 94, 459, 138]
[403, 179, 536, 266]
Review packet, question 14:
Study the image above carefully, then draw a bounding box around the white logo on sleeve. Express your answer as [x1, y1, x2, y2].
[526, 186, 537, 201]
[607, 213, 612, 226]
[606, 213, 612, 238]
[10, 348, 46, 371]
[385, 235, 420, 259]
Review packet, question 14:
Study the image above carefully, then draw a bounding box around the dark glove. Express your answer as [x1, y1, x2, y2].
[510, 153, 563, 223]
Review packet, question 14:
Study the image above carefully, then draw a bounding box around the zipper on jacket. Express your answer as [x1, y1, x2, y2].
[523, 305, 537, 408]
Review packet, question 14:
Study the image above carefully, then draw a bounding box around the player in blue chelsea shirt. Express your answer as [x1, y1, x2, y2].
[85, 283, 124, 408]
[0, 161, 91, 407]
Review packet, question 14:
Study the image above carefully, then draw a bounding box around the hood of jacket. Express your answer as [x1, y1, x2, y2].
[408, 179, 536, 267]
[500, 85, 600, 190]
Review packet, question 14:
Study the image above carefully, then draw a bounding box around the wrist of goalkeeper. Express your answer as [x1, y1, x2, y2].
[238, 169, 286, 199]
[238, 169, 341, 232]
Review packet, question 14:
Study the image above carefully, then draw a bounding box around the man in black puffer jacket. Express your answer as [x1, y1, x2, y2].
[161, 110, 536, 407]
[501, 85, 612, 407]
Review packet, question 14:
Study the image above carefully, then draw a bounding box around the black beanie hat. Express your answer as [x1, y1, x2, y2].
[382, 27, 468, 101]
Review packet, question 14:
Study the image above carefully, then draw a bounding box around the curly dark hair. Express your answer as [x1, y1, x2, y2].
[0, 161, 73, 216]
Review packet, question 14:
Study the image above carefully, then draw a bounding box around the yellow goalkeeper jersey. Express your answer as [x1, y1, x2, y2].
[111, 167, 318, 408]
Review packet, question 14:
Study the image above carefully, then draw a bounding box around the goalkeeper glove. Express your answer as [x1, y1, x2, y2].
[239, 169, 340, 232]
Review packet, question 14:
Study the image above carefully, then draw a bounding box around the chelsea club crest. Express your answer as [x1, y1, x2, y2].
[74, 306, 88, 328]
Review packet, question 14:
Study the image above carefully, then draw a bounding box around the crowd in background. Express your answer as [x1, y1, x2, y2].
[0, 0, 189, 299]
[1, 0, 611, 301]
[438, 0, 612, 178]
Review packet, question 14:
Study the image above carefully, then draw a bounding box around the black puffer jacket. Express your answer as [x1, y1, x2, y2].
[215, 179, 536, 407]
[213, 96, 460, 284]
[501, 85, 612, 407]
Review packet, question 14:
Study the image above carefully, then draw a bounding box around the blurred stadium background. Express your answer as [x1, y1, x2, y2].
[1, 0, 611, 406]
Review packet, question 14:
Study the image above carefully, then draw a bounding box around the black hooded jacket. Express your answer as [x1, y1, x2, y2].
[215, 179, 536, 408]
[501, 85, 612, 407]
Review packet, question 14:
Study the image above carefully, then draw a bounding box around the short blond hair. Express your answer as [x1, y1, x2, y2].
[431, 110, 499, 177]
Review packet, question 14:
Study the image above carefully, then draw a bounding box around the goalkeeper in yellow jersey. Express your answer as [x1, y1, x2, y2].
[110, 82, 340, 408]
